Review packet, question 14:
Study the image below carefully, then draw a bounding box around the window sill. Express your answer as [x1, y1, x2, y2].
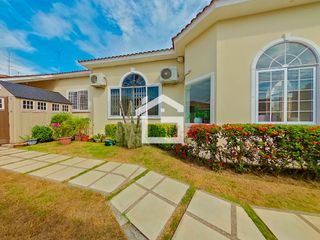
[72, 110, 90, 113]
[108, 116, 161, 120]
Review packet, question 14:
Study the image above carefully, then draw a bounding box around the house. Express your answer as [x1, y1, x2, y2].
[0, 81, 71, 144]
[1, 0, 319, 139]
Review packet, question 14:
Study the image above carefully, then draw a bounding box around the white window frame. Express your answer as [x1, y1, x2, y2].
[255, 67, 316, 125]
[0, 98, 4, 110]
[67, 89, 90, 112]
[22, 99, 34, 111]
[251, 37, 320, 125]
[37, 101, 47, 111]
[52, 103, 60, 112]
[107, 71, 162, 119]
[185, 72, 215, 126]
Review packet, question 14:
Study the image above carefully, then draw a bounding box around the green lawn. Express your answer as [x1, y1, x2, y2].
[0, 170, 125, 240]
[24, 141, 320, 213]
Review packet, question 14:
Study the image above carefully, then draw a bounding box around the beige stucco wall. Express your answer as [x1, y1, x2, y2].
[90, 59, 185, 134]
[185, 2, 320, 125]
[27, 59, 184, 135]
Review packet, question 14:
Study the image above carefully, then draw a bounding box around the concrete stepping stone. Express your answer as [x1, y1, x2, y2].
[60, 157, 87, 166]
[173, 214, 228, 240]
[73, 159, 105, 169]
[136, 171, 164, 189]
[44, 166, 85, 182]
[153, 178, 188, 205]
[90, 174, 126, 194]
[254, 207, 320, 240]
[111, 184, 147, 213]
[33, 154, 70, 163]
[69, 170, 106, 187]
[0, 149, 26, 155]
[1, 159, 38, 170]
[0, 156, 24, 166]
[29, 164, 67, 177]
[127, 194, 175, 240]
[173, 191, 264, 240]
[10, 151, 47, 159]
[111, 171, 189, 240]
[14, 161, 50, 173]
[112, 164, 140, 178]
[95, 162, 121, 172]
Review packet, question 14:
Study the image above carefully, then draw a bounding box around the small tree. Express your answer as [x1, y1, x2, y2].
[117, 100, 142, 149]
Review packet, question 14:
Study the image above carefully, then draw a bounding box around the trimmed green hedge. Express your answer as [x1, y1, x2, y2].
[179, 124, 320, 177]
[105, 123, 177, 148]
[105, 124, 117, 140]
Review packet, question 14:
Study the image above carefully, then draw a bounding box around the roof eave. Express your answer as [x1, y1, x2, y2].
[79, 49, 177, 68]
[2, 70, 91, 83]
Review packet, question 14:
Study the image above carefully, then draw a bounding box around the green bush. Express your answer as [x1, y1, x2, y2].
[181, 124, 320, 177]
[148, 124, 177, 137]
[51, 112, 72, 124]
[31, 125, 53, 142]
[148, 124, 177, 150]
[105, 124, 117, 140]
[73, 117, 91, 135]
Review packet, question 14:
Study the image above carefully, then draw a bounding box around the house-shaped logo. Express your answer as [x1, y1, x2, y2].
[135, 95, 184, 144]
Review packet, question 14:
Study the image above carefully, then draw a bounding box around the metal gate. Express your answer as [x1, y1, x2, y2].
[0, 97, 10, 144]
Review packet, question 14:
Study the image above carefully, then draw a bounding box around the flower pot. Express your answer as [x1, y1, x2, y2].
[194, 117, 203, 124]
[81, 135, 89, 142]
[58, 137, 72, 145]
[75, 134, 82, 141]
[105, 139, 113, 146]
[26, 139, 38, 145]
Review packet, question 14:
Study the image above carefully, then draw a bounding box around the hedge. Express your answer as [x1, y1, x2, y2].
[105, 124, 117, 140]
[31, 125, 53, 142]
[178, 124, 320, 176]
[105, 123, 177, 148]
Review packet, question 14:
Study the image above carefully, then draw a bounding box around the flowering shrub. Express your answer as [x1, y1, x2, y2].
[178, 124, 320, 177]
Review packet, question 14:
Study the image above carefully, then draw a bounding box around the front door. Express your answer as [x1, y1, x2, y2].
[0, 97, 10, 144]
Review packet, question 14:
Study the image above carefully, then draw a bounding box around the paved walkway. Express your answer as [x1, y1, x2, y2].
[0, 147, 320, 240]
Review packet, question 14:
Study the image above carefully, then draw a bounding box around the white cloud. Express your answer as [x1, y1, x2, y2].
[0, 50, 40, 75]
[29, 0, 211, 58]
[31, 11, 73, 40]
[0, 22, 34, 52]
[0, 21, 40, 75]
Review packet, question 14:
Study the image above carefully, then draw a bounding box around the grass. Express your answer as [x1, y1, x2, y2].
[22, 141, 320, 239]
[0, 170, 125, 240]
[24, 141, 320, 213]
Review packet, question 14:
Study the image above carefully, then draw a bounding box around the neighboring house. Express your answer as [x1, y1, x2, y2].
[0, 81, 71, 144]
[1, 0, 320, 138]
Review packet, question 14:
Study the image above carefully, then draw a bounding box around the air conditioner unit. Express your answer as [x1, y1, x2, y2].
[90, 73, 106, 88]
[160, 67, 178, 84]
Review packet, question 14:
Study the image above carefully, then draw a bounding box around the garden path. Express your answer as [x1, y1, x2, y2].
[0, 147, 319, 240]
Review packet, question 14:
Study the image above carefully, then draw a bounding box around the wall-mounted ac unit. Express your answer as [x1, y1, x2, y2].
[90, 73, 106, 88]
[160, 67, 179, 84]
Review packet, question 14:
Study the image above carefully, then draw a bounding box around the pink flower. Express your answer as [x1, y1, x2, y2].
[53, 122, 59, 128]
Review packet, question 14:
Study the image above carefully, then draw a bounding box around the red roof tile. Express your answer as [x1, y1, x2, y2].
[78, 48, 173, 63]
[4, 69, 90, 78]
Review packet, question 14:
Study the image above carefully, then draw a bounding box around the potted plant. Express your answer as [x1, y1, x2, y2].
[52, 121, 74, 145]
[193, 107, 209, 124]
[80, 118, 91, 142]
[73, 117, 83, 141]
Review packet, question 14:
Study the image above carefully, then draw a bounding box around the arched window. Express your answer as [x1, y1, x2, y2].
[256, 41, 318, 123]
[110, 73, 160, 117]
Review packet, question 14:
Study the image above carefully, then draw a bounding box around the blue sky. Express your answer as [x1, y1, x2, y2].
[0, 0, 210, 76]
